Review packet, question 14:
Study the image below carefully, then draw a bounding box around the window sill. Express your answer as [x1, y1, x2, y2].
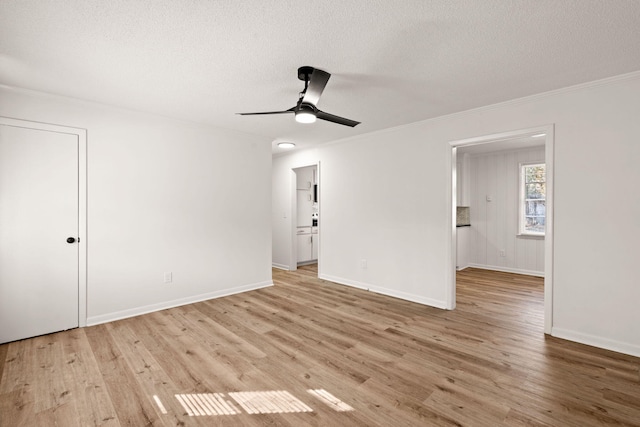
[517, 233, 545, 240]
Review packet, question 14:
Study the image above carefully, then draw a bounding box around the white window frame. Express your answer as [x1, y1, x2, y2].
[519, 162, 546, 237]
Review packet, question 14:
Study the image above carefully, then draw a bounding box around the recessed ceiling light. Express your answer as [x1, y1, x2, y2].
[277, 142, 296, 149]
[531, 133, 546, 138]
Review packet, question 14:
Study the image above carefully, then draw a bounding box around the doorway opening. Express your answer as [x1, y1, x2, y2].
[449, 126, 554, 334]
[290, 163, 320, 275]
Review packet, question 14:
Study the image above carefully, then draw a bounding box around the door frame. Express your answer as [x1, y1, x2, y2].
[448, 125, 554, 334]
[0, 116, 88, 328]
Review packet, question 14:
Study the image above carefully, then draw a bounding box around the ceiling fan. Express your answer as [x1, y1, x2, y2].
[237, 66, 360, 127]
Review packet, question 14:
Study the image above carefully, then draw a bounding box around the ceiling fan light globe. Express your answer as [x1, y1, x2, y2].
[295, 112, 316, 123]
[295, 104, 317, 124]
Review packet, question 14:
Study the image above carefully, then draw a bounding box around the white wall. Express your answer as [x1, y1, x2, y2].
[468, 147, 545, 275]
[272, 72, 640, 357]
[273, 134, 451, 308]
[0, 85, 273, 324]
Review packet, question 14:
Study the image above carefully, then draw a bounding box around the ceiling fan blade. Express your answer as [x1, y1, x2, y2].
[316, 110, 360, 127]
[237, 107, 296, 116]
[301, 69, 330, 107]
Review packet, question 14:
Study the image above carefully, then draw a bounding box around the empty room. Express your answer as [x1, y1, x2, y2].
[1, 1, 639, 426]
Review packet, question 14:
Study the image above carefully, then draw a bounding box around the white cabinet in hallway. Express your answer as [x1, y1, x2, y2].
[297, 227, 318, 264]
[311, 227, 318, 260]
[456, 226, 470, 271]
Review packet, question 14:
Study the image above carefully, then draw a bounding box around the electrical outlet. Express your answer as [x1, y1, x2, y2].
[164, 272, 172, 283]
[499, 250, 506, 257]
[361, 259, 368, 269]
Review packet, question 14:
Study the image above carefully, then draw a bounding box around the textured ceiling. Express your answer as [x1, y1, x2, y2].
[1, 1, 640, 153]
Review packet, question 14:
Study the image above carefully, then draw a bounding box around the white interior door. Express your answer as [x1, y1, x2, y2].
[0, 123, 80, 343]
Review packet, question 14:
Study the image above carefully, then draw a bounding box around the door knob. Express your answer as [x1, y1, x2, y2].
[66, 237, 76, 244]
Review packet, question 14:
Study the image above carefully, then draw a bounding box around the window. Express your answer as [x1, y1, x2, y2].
[519, 163, 546, 236]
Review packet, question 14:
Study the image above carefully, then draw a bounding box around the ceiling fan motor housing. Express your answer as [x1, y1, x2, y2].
[297, 66, 315, 81]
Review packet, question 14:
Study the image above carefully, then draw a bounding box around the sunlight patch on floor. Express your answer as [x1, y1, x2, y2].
[228, 390, 313, 414]
[166, 389, 353, 417]
[152, 395, 168, 414]
[175, 393, 240, 416]
[307, 389, 354, 412]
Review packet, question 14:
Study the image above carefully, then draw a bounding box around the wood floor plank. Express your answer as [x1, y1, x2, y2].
[0, 343, 7, 385]
[84, 324, 163, 426]
[0, 341, 36, 426]
[0, 340, 33, 394]
[58, 328, 119, 426]
[105, 319, 192, 426]
[0, 389, 35, 427]
[2, 266, 640, 426]
[354, 377, 461, 426]
[30, 335, 70, 414]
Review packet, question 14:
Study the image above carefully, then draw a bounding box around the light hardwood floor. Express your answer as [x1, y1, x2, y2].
[1, 266, 639, 426]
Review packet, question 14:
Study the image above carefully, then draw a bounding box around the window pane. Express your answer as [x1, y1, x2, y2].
[525, 200, 545, 216]
[525, 216, 545, 233]
[525, 166, 545, 183]
[525, 183, 545, 199]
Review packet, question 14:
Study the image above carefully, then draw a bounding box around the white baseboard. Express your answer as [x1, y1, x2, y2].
[467, 263, 544, 277]
[87, 280, 273, 326]
[272, 263, 289, 270]
[552, 327, 640, 358]
[319, 274, 369, 291]
[319, 274, 448, 310]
